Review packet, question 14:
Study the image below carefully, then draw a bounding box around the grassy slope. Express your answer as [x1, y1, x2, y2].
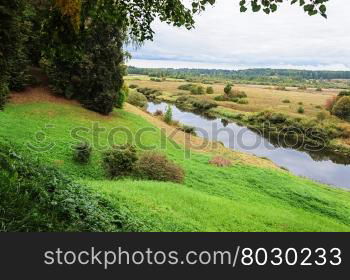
[1, 95, 350, 232]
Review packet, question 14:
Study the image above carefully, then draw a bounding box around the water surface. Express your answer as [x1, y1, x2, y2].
[147, 102, 350, 189]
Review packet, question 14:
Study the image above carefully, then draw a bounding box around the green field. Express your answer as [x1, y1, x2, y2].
[1, 90, 350, 232]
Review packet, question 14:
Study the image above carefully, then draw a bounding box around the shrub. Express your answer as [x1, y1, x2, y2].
[0, 143, 117, 232]
[137, 87, 162, 99]
[315, 105, 322, 109]
[282, 99, 291, 103]
[150, 78, 162, 82]
[298, 102, 303, 105]
[208, 156, 232, 167]
[127, 91, 148, 109]
[332, 96, 350, 121]
[154, 109, 163, 116]
[180, 125, 196, 135]
[316, 87, 323, 92]
[83, 90, 118, 115]
[116, 83, 129, 109]
[276, 86, 287, 91]
[297, 106, 305, 114]
[316, 111, 327, 122]
[178, 84, 195, 91]
[325, 96, 338, 112]
[238, 99, 249, 104]
[102, 145, 138, 178]
[191, 99, 217, 110]
[190, 85, 204, 95]
[214, 90, 246, 102]
[206, 87, 214, 94]
[135, 152, 185, 184]
[129, 84, 139, 89]
[298, 85, 307, 90]
[224, 84, 232, 94]
[73, 141, 92, 164]
[339, 91, 350, 97]
[163, 106, 173, 124]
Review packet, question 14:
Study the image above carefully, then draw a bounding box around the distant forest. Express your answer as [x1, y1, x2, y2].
[128, 67, 350, 80]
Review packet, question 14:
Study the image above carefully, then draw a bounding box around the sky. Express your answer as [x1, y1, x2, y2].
[127, 0, 350, 71]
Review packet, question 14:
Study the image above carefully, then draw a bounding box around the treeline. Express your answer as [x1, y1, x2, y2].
[128, 67, 350, 80]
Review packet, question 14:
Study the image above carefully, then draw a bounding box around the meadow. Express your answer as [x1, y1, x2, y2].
[125, 75, 350, 152]
[1, 87, 350, 232]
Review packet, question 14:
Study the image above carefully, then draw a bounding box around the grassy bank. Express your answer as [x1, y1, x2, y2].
[1, 88, 350, 232]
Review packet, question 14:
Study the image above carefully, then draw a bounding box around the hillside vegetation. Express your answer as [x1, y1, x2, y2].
[1, 88, 350, 232]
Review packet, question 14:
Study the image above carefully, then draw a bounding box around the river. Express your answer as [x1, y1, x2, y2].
[147, 101, 350, 189]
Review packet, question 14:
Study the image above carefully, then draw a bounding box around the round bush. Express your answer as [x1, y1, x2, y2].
[332, 96, 350, 121]
[127, 90, 148, 109]
[73, 141, 92, 164]
[102, 145, 138, 178]
[135, 152, 185, 184]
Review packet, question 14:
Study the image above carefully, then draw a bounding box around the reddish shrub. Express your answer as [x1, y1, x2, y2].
[208, 156, 232, 167]
[325, 96, 338, 112]
[135, 152, 185, 184]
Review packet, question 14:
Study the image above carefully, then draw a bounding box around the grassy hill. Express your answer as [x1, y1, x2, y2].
[1, 88, 350, 232]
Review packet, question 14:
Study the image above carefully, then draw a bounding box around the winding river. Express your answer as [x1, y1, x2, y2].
[147, 101, 350, 189]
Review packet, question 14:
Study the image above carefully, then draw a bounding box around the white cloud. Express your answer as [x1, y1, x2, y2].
[127, 0, 350, 70]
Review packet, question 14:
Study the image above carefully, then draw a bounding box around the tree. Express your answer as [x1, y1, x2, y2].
[332, 96, 350, 121]
[0, 0, 329, 113]
[224, 84, 233, 95]
[206, 86, 214, 94]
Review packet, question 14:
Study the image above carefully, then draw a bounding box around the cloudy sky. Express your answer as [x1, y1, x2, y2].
[127, 0, 350, 70]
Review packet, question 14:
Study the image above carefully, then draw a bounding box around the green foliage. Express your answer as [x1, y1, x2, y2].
[332, 96, 350, 121]
[215, 90, 247, 102]
[316, 87, 323, 92]
[206, 86, 214, 94]
[316, 111, 327, 122]
[0, 83, 9, 110]
[297, 106, 305, 114]
[135, 151, 185, 184]
[276, 86, 287, 91]
[127, 90, 148, 109]
[282, 99, 291, 103]
[180, 125, 197, 135]
[102, 144, 138, 178]
[178, 83, 195, 91]
[73, 141, 92, 164]
[116, 83, 129, 109]
[176, 96, 217, 111]
[42, 1, 126, 115]
[0, 0, 32, 104]
[164, 106, 173, 124]
[129, 84, 139, 89]
[238, 98, 249, 104]
[0, 143, 118, 232]
[224, 84, 232, 94]
[338, 91, 350, 97]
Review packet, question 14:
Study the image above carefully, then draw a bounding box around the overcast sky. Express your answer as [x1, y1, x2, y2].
[127, 0, 350, 70]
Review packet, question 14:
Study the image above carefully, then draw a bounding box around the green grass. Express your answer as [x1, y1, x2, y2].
[1, 100, 350, 232]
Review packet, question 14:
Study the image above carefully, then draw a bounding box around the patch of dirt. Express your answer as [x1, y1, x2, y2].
[10, 87, 80, 106]
[125, 103, 278, 169]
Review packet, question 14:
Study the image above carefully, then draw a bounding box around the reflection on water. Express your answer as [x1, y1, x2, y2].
[147, 101, 350, 189]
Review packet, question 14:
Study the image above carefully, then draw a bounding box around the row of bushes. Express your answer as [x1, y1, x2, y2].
[73, 143, 185, 184]
[176, 96, 218, 111]
[178, 84, 214, 95]
[137, 87, 162, 100]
